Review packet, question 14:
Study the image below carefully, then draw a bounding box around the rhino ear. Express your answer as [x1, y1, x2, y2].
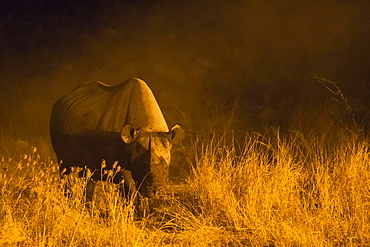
[170, 124, 185, 144]
[121, 124, 138, 143]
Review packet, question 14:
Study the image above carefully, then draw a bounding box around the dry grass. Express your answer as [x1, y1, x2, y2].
[1, 125, 370, 246]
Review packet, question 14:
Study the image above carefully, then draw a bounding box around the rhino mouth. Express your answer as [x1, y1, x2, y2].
[139, 186, 158, 198]
[138, 178, 166, 198]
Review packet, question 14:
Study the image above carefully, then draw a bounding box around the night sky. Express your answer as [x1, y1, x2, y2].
[0, 1, 369, 138]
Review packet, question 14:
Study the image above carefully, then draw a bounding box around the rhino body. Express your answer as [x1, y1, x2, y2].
[50, 78, 183, 199]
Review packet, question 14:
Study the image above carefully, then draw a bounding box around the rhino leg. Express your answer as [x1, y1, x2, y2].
[86, 179, 96, 203]
[121, 170, 139, 204]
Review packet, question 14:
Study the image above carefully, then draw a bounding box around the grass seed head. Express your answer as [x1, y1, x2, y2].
[116, 165, 121, 173]
[101, 159, 106, 169]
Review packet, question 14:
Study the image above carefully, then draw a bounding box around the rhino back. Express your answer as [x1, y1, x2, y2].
[50, 78, 169, 135]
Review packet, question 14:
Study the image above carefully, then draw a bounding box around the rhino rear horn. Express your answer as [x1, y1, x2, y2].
[170, 124, 185, 144]
[121, 124, 138, 143]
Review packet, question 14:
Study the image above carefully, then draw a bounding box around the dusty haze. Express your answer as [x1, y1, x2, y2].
[0, 1, 369, 138]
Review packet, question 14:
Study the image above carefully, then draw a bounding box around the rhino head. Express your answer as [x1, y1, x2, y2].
[121, 124, 184, 198]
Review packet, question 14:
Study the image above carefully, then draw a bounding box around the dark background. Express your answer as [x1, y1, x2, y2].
[0, 0, 369, 139]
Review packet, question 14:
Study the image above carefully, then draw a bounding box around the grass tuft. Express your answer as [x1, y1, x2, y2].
[1, 124, 370, 246]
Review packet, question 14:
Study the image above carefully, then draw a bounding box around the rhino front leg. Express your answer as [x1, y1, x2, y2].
[121, 170, 139, 204]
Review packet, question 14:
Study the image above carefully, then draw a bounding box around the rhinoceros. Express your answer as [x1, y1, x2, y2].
[50, 78, 184, 201]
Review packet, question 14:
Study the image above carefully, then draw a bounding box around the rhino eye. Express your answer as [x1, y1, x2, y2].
[136, 142, 149, 155]
[136, 138, 149, 155]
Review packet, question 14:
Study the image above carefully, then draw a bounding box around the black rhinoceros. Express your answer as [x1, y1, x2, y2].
[50, 78, 184, 200]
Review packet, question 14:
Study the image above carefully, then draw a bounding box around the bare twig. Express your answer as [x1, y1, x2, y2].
[314, 74, 352, 114]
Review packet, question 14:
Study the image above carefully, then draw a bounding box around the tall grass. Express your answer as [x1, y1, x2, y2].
[185, 129, 370, 246]
[1, 125, 370, 246]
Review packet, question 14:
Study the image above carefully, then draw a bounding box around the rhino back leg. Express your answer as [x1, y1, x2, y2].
[86, 179, 96, 203]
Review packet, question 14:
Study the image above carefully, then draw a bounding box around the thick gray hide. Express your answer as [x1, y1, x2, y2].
[50, 78, 182, 198]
